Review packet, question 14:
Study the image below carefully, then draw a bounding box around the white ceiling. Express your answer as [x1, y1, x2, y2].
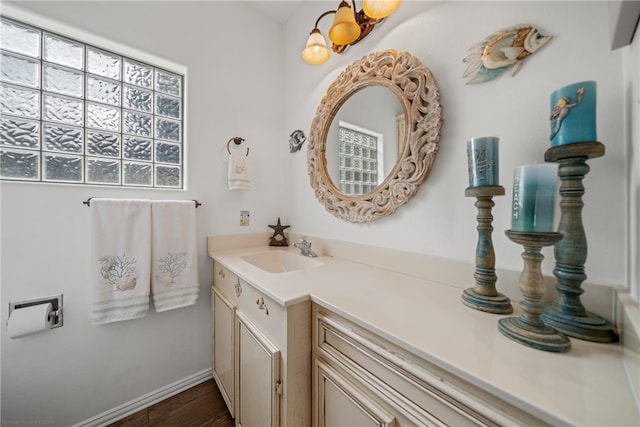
[245, 1, 302, 23]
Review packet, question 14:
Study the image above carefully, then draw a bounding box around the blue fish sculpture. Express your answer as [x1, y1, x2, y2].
[463, 24, 553, 84]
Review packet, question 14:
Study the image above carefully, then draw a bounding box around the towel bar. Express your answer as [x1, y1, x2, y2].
[83, 198, 201, 208]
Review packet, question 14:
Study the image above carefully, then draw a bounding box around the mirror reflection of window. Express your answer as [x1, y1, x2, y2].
[337, 121, 383, 195]
[326, 85, 402, 196]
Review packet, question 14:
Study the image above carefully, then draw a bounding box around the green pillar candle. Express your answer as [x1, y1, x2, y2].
[511, 164, 558, 232]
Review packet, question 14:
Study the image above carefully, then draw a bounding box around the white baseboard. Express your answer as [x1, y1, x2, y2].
[74, 368, 213, 427]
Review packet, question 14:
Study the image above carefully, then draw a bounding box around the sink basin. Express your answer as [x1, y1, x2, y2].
[241, 250, 323, 273]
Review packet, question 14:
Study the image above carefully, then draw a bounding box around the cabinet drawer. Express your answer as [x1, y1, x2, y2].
[314, 309, 545, 427]
[213, 261, 286, 349]
[213, 261, 243, 302]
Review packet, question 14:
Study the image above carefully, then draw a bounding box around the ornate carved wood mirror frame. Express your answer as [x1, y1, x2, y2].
[307, 49, 443, 223]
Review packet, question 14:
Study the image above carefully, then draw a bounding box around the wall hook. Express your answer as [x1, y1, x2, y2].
[227, 137, 249, 156]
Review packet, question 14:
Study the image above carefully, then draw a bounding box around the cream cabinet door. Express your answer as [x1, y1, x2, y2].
[315, 360, 397, 427]
[212, 287, 235, 416]
[235, 310, 281, 427]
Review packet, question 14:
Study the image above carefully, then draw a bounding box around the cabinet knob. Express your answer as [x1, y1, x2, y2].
[234, 279, 242, 297]
[256, 297, 269, 316]
[218, 268, 226, 279]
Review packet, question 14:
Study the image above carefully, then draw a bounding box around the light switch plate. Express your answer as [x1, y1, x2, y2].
[240, 210, 250, 226]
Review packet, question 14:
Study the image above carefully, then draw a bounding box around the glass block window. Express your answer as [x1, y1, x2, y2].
[338, 121, 383, 196]
[0, 16, 184, 188]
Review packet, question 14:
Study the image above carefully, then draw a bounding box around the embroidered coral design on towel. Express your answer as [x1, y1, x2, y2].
[156, 252, 187, 285]
[235, 161, 246, 174]
[99, 254, 138, 291]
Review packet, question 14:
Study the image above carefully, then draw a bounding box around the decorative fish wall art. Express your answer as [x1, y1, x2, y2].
[463, 24, 553, 84]
[289, 129, 306, 153]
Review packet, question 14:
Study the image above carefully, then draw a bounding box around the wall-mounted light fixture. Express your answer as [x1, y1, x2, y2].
[301, 0, 401, 65]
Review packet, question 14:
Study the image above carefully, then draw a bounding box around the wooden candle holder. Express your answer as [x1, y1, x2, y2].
[499, 230, 570, 352]
[541, 141, 618, 342]
[461, 186, 513, 314]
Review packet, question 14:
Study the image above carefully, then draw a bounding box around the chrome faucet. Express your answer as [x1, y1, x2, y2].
[293, 236, 318, 257]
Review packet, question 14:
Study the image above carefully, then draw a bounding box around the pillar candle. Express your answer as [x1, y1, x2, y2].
[511, 164, 558, 232]
[549, 80, 597, 146]
[467, 136, 499, 187]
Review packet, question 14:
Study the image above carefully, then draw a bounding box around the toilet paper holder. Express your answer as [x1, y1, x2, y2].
[8, 294, 63, 329]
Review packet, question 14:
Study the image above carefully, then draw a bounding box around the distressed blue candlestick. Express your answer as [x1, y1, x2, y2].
[541, 142, 618, 342]
[462, 186, 513, 314]
[499, 230, 570, 352]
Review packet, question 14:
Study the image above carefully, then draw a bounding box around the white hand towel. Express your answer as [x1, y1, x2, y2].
[151, 201, 199, 312]
[90, 199, 151, 325]
[228, 153, 250, 190]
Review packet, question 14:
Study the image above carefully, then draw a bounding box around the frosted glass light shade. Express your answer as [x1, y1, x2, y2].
[302, 30, 330, 64]
[328, 4, 361, 45]
[363, 0, 401, 19]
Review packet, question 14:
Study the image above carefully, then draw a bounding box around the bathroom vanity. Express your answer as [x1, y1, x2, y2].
[311, 307, 542, 426]
[211, 258, 311, 426]
[208, 234, 638, 427]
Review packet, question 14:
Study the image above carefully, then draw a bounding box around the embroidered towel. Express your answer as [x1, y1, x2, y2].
[90, 199, 151, 325]
[151, 201, 199, 312]
[228, 153, 250, 190]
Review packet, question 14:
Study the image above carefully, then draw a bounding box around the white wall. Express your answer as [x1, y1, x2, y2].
[284, 1, 628, 289]
[622, 11, 639, 302]
[1, 1, 637, 425]
[0, 2, 286, 425]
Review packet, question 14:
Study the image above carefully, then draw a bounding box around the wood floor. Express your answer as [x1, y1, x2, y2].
[108, 379, 234, 427]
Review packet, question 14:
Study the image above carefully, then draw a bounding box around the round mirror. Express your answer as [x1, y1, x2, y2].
[308, 50, 443, 223]
[325, 85, 403, 196]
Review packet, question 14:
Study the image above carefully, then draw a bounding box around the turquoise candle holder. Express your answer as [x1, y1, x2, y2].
[462, 186, 512, 314]
[467, 136, 499, 187]
[511, 164, 558, 232]
[541, 142, 618, 343]
[550, 81, 597, 147]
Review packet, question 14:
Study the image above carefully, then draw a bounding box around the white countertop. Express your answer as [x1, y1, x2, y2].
[209, 245, 639, 426]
